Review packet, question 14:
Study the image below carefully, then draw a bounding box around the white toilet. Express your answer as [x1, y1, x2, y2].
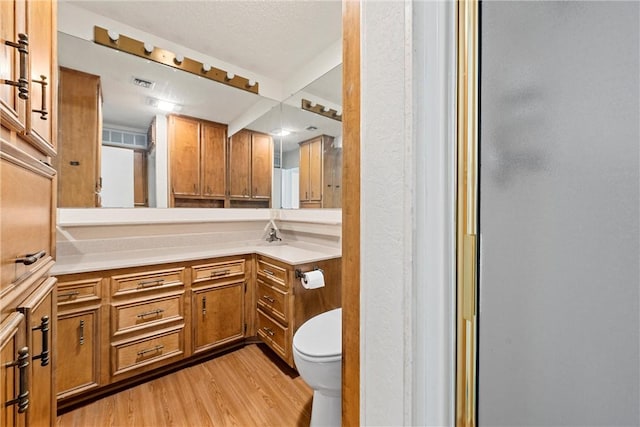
[293, 308, 342, 427]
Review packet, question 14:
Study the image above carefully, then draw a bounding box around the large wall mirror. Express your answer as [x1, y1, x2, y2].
[56, 1, 341, 210]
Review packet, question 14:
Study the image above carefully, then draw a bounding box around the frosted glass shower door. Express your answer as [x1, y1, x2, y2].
[478, 2, 639, 425]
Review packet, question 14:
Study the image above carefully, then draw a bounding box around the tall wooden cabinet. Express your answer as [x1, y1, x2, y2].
[168, 115, 227, 207]
[228, 129, 273, 207]
[299, 135, 340, 208]
[1, 1, 57, 426]
[56, 67, 102, 207]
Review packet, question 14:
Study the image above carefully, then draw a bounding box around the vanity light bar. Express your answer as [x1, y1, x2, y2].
[93, 26, 259, 95]
[301, 99, 342, 122]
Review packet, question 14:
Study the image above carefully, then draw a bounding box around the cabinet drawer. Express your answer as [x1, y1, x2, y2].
[112, 293, 184, 337]
[257, 259, 287, 288]
[256, 278, 289, 325]
[112, 328, 184, 376]
[110, 268, 185, 296]
[257, 309, 289, 361]
[191, 259, 245, 286]
[1, 156, 53, 291]
[57, 278, 102, 307]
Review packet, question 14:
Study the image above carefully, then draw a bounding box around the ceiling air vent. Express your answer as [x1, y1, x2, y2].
[132, 77, 155, 89]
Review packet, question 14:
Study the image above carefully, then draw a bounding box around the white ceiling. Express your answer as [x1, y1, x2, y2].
[64, 0, 342, 82]
[58, 0, 343, 140]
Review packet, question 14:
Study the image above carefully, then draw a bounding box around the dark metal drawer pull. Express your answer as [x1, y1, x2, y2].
[6, 347, 29, 413]
[31, 75, 48, 120]
[202, 296, 206, 315]
[262, 269, 274, 276]
[79, 320, 85, 345]
[136, 309, 164, 319]
[137, 345, 164, 357]
[137, 278, 165, 288]
[210, 269, 230, 277]
[262, 295, 275, 303]
[15, 250, 46, 265]
[263, 327, 275, 336]
[32, 316, 49, 366]
[3, 34, 29, 100]
[58, 290, 80, 299]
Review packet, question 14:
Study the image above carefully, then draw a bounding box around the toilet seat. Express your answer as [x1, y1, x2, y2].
[293, 308, 342, 361]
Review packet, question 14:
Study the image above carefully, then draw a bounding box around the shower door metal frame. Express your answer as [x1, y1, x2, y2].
[455, 0, 479, 425]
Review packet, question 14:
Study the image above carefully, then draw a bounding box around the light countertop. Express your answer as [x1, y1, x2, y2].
[51, 241, 341, 276]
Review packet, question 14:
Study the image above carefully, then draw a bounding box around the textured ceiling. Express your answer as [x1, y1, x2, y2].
[65, 0, 343, 82]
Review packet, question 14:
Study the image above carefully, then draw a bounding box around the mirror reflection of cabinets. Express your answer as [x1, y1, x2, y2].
[168, 115, 227, 208]
[228, 130, 273, 207]
[56, 67, 102, 207]
[167, 115, 273, 208]
[56, 28, 341, 209]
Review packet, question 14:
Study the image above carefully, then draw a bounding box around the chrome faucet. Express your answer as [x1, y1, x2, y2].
[266, 227, 281, 242]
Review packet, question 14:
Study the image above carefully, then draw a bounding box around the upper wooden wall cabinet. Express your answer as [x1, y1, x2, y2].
[56, 67, 102, 208]
[1, 1, 57, 426]
[299, 135, 341, 209]
[1, 0, 57, 158]
[168, 115, 273, 208]
[228, 129, 273, 208]
[168, 115, 227, 208]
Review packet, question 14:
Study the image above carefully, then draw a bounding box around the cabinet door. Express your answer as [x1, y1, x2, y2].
[0, 0, 27, 133]
[251, 132, 272, 200]
[18, 277, 56, 427]
[1, 156, 54, 293]
[133, 151, 147, 206]
[228, 130, 251, 198]
[324, 145, 342, 208]
[192, 282, 244, 353]
[24, 0, 55, 155]
[299, 142, 310, 202]
[56, 308, 100, 399]
[0, 313, 27, 427]
[201, 122, 226, 197]
[169, 116, 200, 197]
[308, 138, 323, 201]
[57, 68, 101, 207]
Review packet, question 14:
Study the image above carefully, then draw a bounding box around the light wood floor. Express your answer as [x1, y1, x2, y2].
[56, 344, 313, 427]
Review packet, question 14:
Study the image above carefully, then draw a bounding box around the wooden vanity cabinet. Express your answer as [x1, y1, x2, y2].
[190, 257, 249, 354]
[56, 67, 102, 207]
[18, 277, 56, 427]
[168, 115, 227, 207]
[55, 275, 104, 400]
[54, 255, 256, 410]
[228, 129, 273, 207]
[255, 255, 341, 367]
[1, 2, 57, 425]
[109, 266, 187, 381]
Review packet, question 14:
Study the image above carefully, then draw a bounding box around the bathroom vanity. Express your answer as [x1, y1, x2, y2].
[51, 213, 341, 411]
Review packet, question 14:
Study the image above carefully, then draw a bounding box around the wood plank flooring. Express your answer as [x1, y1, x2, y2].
[56, 344, 313, 427]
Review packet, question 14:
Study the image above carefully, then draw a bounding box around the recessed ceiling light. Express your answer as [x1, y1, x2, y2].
[271, 128, 291, 137]
[156, 100, 176, 112]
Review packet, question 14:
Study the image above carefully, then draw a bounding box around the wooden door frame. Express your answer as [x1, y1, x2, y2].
[342, 0, 360, 426]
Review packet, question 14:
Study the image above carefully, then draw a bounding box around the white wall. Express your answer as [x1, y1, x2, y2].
[361, 1, 456, 425]
[101, 146, 134, 207]
[154, 114, 168, 208]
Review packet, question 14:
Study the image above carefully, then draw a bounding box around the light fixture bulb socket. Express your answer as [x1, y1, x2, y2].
[202, 63, 211, 72]
[246, 79, 256, 88]
[143, 43, 154, 54]
[226, 72, 235, 81]
[174, 54, 184, 64]
[107, 30, 120, 42]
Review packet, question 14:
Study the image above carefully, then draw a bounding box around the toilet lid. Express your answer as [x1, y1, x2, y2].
[293, 308, 342, 358]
